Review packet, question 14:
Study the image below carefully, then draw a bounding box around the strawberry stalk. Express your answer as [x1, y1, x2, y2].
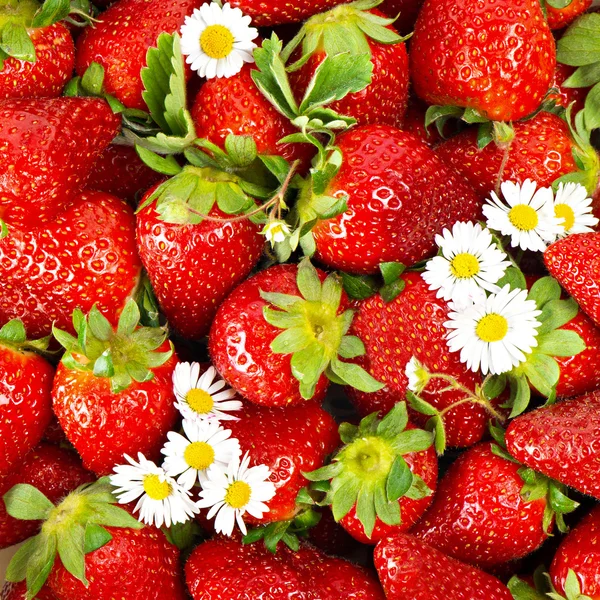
[0, 318, 52, 355]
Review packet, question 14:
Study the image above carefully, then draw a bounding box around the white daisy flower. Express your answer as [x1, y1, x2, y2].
[482, 179, 564, 252]
[553, 182, 599, 238]
[110, 453, 199, 528]
[173, 362, 242, 422]
[161, 419, 241, 490]
[262, 220, 291, 245]
[444, 285, 542, 376]
[405, 357, 431, 394]
[180, 2, 258, 80]
[423, 221, 511, 305]
[197, 452, 276, 536]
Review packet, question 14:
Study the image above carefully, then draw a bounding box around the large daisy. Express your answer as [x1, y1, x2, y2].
[110, 453, 198, 528]
[553, 182, 599, 237]
[173, 362, 242, 422]
[180, 2, 258, 79]
[196, 452, 276, 536]
[423, 221, 510, 305]
[444, 285, 542, 376]
[483, 179, 564, 252]
[161, 419, 241, 490]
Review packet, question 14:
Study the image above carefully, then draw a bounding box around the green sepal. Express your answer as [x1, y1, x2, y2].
[0, 319, 51, 354]
[0, 21, 35, 62]
[508, 576, 551, 600]
[162, 520, 203, 550]
[3, 484, 54, 521]
[84, 523, 112, 553]
[340, 273, 379, 300]
[31, 0, 70, 27]
[63, 62, 125, 114]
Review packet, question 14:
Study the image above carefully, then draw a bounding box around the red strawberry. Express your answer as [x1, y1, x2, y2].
[374, 533, 513, 600]
[545, 233, 600, 327]
[380, 0, 425, 34]
[0, 443, 94, 549]
[0, 321, 53, 477]
[52, 301, 178, 475]
[0, 22, 74, 100]
[87, 145, 162, 205]
[546, 0, 592, 29]
[227, 0, 346, 26]
[1, 582, 56, 600]
[549, 505, 600, 598]
[347, 272, 491, 450]
[549, 63, 589, 113]
[226, 400, 339, 523]
[402, 96, 444, 147]
[0, 191, 142, 338]
[505, 390, 600, 500]
[307, 507, 360, 556]
[185, 537, 385, 599]
[306, 125, 481, 274]
[0, 97, 121, 228]
[136, 192, 264, 341]
[75, 0, 199, 110]
[410, 0, 556, 121]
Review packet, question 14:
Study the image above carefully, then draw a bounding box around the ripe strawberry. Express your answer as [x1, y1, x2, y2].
[0, 443, 94, 549]
[410, 0, 556, 121]
[346, 272, 489, 449]
[1, 582, 56, 600]
[0, 97, 121, 228]
[287, 5, 409, 127]
[545, 233, 600, 327]
[380, 0, 425, 34]
[136, 191, 264, 341]
[549, 63, 589, 113]
[0, 320, 53, 477]
[402, 96, 444, 147]
[306, 125, 481, 274]
[52, 301, 178, 475]
[227, 0, 345, 26]
[411, 441, 572, 568]
[226, 400, 339, 523]
[185, 537, 385, 599]
[306, 507, 360, 557]
[505, 390, 600, 500]
[545, 0, 592, 30]
[209, 259, 382, 407]
[374, 533, 513, 600]
[75, 0, 199, 110]
[0, 191, 142, 338]
[549, 505, 600, 598]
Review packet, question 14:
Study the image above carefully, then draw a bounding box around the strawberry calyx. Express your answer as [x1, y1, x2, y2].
[304, 402, 433, 538]
[547, 570, 594, 600]
[52, 300, 173, 393]
[490, 425, 579, 535]
[0, 0, 39, 67]
[3, 478, 143, 600]
[509, 570, 592, 600]
[261, 258, 383, 399]
[0, 319, 51, 355]
[64, 61, 126, 114]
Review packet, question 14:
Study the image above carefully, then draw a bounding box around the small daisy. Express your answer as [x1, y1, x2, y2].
[262, 220, 291, 245]
[180, 2, 258, 79]
[197, 452, 276, 536]
[553, 182, 599, 238]
[423, 221, 511, 305]
[405, 357, 431, 394]
[483, 179, 564, 252]
[161, 419, 241, 490]
[110, 453, 198, 528]
[444, 285, 542, 376]
[173, 362, 242, 422]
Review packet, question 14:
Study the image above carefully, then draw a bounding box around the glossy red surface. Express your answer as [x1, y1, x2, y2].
[228, 0, 345, 26]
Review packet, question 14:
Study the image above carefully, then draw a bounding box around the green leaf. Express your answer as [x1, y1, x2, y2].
[329, 357, 384, 392]
[84, 523, 113, 554]
[117, 300, 141, 337]
[496, 266, 527, 291]
[508, 374, 531, 418]
[406, 391, 439, 417]
[224, 135, 257, 167]
[32, 0, 71, 27]
[355, 485, 376, 537]
[548, 483, 579, 515]
[380, 279, 406, 303]
[80, 61, 105, 96]
[338, 422, 359, 444]
[538, 298, 579, 334]
[522, 353, 560, 398]
[379, 262, 406, 285]
[331, 477, 361, 521]
[377, 402, 408, 439]
[462, 107, 488, 124]
[259, 155, 291, 184]
[430, 415, 447, 456]
[386, 456, 413, 502]
[557, 14, 600, 66]
[0, 319, 27, 344]
[483, 374, 507, 400]
[136, 146, 182, 175]
[26, 532, 57, 599]
[93, 350, 115, 379]
[528, 276, 561, 309]
[537, 329, 586, 357]
[5, 535, 40, 583]
[303, 461, 343, 482]
[507, 576, 549, 600]
[3, 484, 55, 521]
[0, 22, 35, 62]
[563, 61, 600, 88]
[57, 524, 87, 584]
[565, 569, 583, 599]
[162, 520, 202, 550]
[340, 272, 379, 300]
[404, 475, 432, 501]
[88, 502, 144, 529]
[87, 306, 113, 341]
[374, 484, 401, 526]
[291, 341, 329, 398]
[390, 429, 434, 455]
[271, 327, 314, 354]
[584, 81, 600, 131]
[338, 335, 366, 359]
[263, 307, 305, 329]
[296, 258, 322, 302]
[321, 273, 343, 309]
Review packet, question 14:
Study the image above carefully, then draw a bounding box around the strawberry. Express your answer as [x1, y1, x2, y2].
[0, 97, 121, 228]
[75, 0, 199, 110]
[136, 191, 264, 341]
[374, 533, 513, 600]
[52, 301, 178, 475]
[306, 507, 360, 557]
[303, 125, 481, 274]
[380, 0, 425, 34]
[545, 233, 600, 327]
[209, 259, 382, 407]
[226, 400, 339, 523]
[410, 0, 556, 122]
[411, 441, 576, 568]
[402, 96, 444, 147]
[227, 0, 346, 26]
[0, 320, 53, 477]
[305, 403, 437, 545]
[0, 191, 142, 338]
[549, 505, 600, 598]
[185, 537, 385, 599]
[0, 443, 94, 549]
[545, 0, 592, 30]
[505, 390, 600, 500]
[1, 582, 56, 600]
[87, 145, 162, 205]
[549, 63, 589, 114]
[286, 3, 409, 128]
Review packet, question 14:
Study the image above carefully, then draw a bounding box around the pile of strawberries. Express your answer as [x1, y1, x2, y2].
[2, 0, 600, 597]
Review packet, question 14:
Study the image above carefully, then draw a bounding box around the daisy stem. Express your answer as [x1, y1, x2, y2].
[493, 136, 514, 197]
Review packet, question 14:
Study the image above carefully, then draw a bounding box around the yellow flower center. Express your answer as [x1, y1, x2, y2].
[450, 253, 480, 279]
[184, 441, 215, 471]
[186, 388, 214, 415]
[508, 205, 539, 231]
[476, 313, 509, 343]
[143, 474, 171, 501]
[200, 24, 234, 59]
[224, 481, 251, 509]
[554, 203, 575, 231]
